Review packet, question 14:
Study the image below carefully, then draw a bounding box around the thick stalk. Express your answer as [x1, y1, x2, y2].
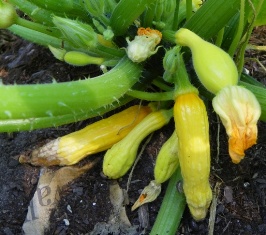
[0, 57, 141, 120]
[215, 27, 224, 47]
[0, 96, 133, 132]
[173, 47, 198, 97]
[228, 0, 245, 56]
[235, 0, 264, 73]
[8, 0, 89, 24]
[141, 1, 156, 27]
[9, 24, 74, 50]
[186, 0, 192, 20]
[8, 0, 54, 25]
[172, 0, 181, 30]
[28, 0, 87, 18]
[150, 167, 186, 235]
[15, 17, 60, 37]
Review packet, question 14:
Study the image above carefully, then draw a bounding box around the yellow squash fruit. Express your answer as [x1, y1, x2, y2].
[63, 51, 105, 66]
[174, 92, 212, 221]
[131, 131, 179, 210]
[103, 108, 172, 179]
[19, 105, 152, 166]
[154, 131, 179, 184]
[175, 28, 238, 94]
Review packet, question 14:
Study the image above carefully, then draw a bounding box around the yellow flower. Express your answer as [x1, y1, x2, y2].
[212, 86, 261, 163]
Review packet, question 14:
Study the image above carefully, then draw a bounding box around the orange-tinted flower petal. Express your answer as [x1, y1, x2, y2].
[212, 86, 261, 163]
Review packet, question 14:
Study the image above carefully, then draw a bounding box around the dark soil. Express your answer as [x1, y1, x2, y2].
[0, 27, 266, 235]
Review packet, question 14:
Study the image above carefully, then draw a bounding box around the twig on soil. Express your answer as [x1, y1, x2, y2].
[126, 134, 153, 192]
[245, 57, 266, 73]
[208, 182, 222, 235]
[216, 114, 221, 163]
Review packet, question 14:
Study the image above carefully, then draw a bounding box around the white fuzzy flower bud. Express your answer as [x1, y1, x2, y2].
[126, 27, 162, 63]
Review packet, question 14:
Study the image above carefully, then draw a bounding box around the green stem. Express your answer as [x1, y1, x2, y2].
[215, 27, 224, 47]
[8, 0, 54, 25]
[173, 48, 198, 97]
[150, 167, 186, 235]
[94, 43, 125, 59]
[0, 96, 133, 132]
[98, 14, 110, 27]
[186, 0, 193, 21]
[228, 0, 245, 56]
[142, 1, 156, 27]
[8, 24, 74, 50]
[152, 79, 173, 91]
[172, 0, 181, 30]
[16, 17, 60, 37]
[127, 90, 174, 101]
[0, 57, 141, 120]
[162, 30, 175, 44]
[28, 0, 87, 18]
[236, 0, 264, 73]
[176, 0, 186, 26]
[110, 0, 154, 35]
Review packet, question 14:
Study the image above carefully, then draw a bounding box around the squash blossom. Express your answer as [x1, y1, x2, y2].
[174, 92, 212, 221]
[212, 86, 261, 163]
[19, 105, 152, 166]
[175, 28, 238, 94]
[126, 27, 162, 63]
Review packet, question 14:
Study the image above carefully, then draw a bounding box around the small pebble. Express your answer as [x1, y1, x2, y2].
[243, 181, 250, 188]
[216, 204, 225, 214]
[224, 186, 233, 203]
[67, 205, 72, 213]
[63, 219, 70, 226]
[73, 187, 83, 196]
[30, 177, 38, 185]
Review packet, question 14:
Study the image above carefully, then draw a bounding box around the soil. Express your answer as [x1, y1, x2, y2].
[0, 27, 266, 235]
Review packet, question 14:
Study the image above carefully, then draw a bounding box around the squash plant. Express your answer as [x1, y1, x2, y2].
[0, 0, 266, 233]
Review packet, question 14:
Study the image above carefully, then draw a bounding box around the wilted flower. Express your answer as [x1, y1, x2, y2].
[212, 86, 261, 163]
[126, 27, 162, 63]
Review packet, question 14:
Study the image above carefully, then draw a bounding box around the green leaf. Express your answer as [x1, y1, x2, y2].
[184, 0, 241, 40]
[250, 0, 266, 26]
